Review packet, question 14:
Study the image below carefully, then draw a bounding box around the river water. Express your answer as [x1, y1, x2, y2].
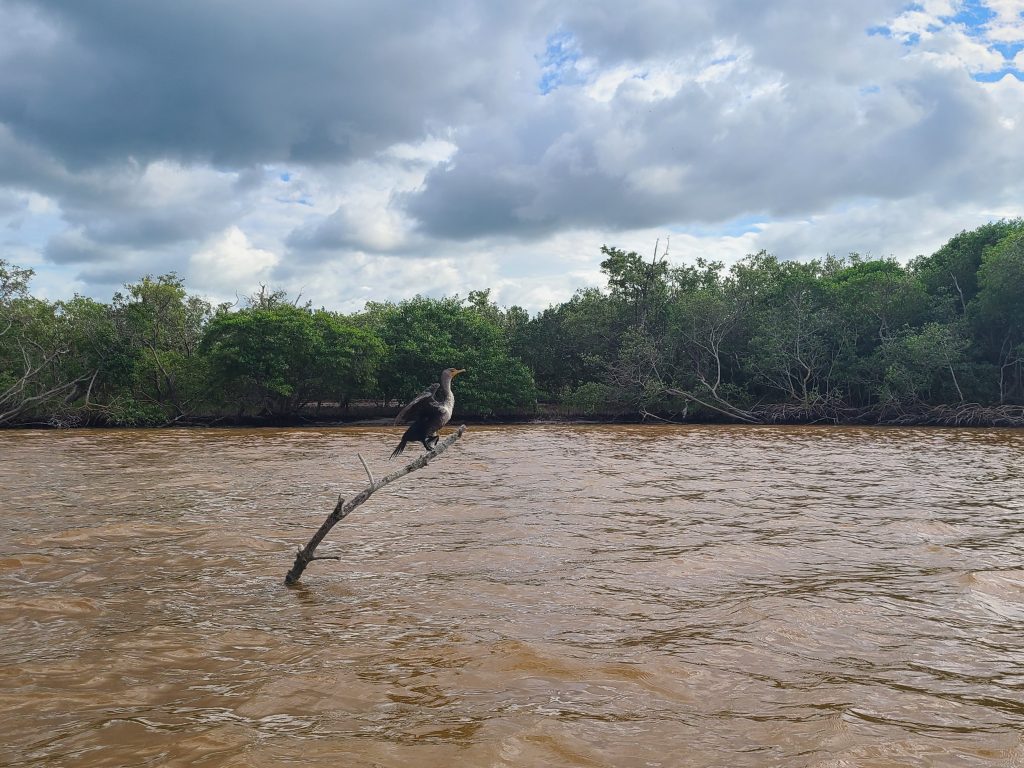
[1, 425, 1022, 767]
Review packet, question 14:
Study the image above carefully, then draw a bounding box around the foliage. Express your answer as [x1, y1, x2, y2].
[0, 261, 88, 425]
[970, 230, 1024, 402]
[913, 219, 1024, 314]
[201, 303, 382, 417]
[879, 322, 969, 404]
[599, 245, 669, 331]
[559, 382, 615, 415]
[520, 288, 618, 399]
[105, 274, 213, 424]
[365, 294, 535, 416]
[2, 220, 1023, 427]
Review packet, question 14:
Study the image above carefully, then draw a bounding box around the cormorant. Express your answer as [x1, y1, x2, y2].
[390, 368, 465, 458]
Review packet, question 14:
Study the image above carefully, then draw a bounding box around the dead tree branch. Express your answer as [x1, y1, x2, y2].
[664, 387, 761, 424]
[284, 425, 467, 586]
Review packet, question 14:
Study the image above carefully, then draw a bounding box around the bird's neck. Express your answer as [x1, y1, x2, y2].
[438, 378, 455, 402]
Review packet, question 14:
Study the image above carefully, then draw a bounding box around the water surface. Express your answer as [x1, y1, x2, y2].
[1, 425, 1023, 766]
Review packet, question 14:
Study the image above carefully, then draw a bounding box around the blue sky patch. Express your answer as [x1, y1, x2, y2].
[671, 215, 765, 238]
[991, 41, 1024, 60]
[952, 1, 997, 30]
[537, 29, 580, 94]
[973, 69, 1024, 82]
[871, 2, 1023, 81]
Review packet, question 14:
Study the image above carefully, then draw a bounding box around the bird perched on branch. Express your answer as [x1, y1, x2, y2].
[391, 368, 465, 458]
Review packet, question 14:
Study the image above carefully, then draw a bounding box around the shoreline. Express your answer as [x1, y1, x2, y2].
[3, 405, 1023, 430]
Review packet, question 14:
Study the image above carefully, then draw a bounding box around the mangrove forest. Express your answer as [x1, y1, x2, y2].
[2, 220, 1023, 428]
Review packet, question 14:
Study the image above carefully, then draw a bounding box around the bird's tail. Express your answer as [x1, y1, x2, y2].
[390, 436, 408, 459]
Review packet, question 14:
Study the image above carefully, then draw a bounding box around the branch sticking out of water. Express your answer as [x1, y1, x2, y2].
[284, 425, 467, 586]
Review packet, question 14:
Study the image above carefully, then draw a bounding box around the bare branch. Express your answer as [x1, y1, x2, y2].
[356, 452, 374, 485]
[664, 387, 760, 424]
[0, 369, 91, 422]
[284, 426, 467, 586]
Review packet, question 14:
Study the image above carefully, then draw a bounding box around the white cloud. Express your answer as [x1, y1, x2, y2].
[189, 227, 279, 297]
[0, 0, 1021, 315]
[980, 70, 1024, 127]
[911, 30, 1006, 71]
[920, 0, 960, 16]
[984, 0, 1024, 42]
[889, 9, 943, 41]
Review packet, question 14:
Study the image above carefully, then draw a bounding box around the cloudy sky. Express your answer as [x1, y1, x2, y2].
[1, 0, 1022, 312]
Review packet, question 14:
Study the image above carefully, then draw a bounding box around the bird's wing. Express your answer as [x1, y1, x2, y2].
[394, 383, 440, 425]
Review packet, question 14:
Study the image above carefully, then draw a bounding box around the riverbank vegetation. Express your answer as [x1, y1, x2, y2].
[2, 221, 1023, 427]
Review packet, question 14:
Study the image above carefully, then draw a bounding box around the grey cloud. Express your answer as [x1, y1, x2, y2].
[284, 194, 413, 257]
[72, 179, 244, 248]
[46, 229, 195, 295]
[81, 212, 218, 249]
[0, 0, 1019, 311]
[0, 0, 542, 169]
[404, 15, 1013, 240]
[284, 212, 364, 254]
[402, 166, 539, 239]
[45, 230, 110, 265]
[0, 189, 26, 218]
[0, 122, 247, 250]
[4, 0, 964, 251]
[558, 1, 904, 77]
[0, 0, 552, 275]
[75, 261, 159, 287]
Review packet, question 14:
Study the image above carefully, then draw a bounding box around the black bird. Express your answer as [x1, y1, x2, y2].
[390, 368, 465, 458]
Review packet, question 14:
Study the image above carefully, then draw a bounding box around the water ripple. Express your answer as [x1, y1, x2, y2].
[1, 424, 1023, 767]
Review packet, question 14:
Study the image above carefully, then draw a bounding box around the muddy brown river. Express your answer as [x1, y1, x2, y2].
[1, 425, 1023, 767]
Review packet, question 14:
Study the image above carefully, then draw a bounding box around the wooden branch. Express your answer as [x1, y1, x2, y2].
[284, 425, 466, 586]
[0, 367, 91, 425]
[664, 387, 761, 424]
[356, 452, 374, 485]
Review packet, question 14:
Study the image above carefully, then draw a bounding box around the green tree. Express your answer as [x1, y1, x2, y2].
[0, 260, 91, 425]
[913, 219, 1024, 314]
[599, 244, 670, 332]
[820, 257, 932, 406]
[202, 304, 383, 417]
[108, 274, 212, 424]
[366, 295, 535, 416]
[520, 288, 620, 400]
[970, 230, 1024, 402]
[662, 262, 753, 420]
[55, 296, 131, 421]
[734, 255, 839, 404]
[879, 322, 970, 404]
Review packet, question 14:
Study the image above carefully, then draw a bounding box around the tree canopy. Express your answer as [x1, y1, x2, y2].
[1, 220, 1022, 427]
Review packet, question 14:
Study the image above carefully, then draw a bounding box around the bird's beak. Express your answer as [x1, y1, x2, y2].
[453, 368, 466, 377]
